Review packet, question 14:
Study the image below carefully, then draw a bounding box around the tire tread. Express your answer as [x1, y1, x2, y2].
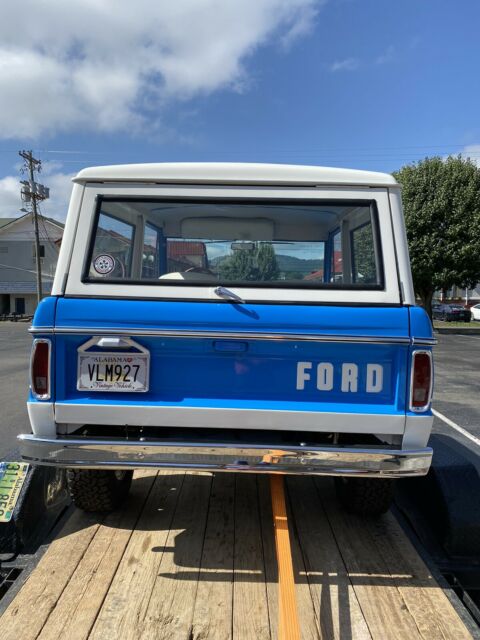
[66, 469, 133, 512]
[335, 477, 395, 517]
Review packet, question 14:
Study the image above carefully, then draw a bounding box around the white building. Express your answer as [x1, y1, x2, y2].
[0, 213, 63, 315]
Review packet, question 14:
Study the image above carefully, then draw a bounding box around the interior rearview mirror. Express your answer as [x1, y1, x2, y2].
[231, 241, 255, 252]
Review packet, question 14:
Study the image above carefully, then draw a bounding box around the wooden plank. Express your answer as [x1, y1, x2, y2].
[36, 470, 157, 640]
[270, 475, 301, 640]
[139, 471, 213, 639]
[190, 473, 235, 640]
[287, 477, 371, 640]
[257, 476, 280, 640]
[89, 470, 186, 640]
[0, 509, 103, 640]
[316, 478, 423, 640]
[365, 512, 473, 640]
[232, 475, 271, 640]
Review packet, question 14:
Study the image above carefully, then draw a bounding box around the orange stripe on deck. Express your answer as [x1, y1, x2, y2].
[270, 475, 301, 640]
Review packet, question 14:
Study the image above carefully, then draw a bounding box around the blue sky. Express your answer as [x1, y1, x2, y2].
[0, 0, 479, 219]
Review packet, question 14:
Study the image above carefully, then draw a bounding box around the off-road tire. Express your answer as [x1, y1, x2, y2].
[66, 469, 133, 512]
[334, 477, 395, 517]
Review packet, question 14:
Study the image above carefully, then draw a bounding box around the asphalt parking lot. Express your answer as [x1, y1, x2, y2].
[0, 322, 31, 459]
[0, 323, 479, 459]
[432, 333, 480, 444]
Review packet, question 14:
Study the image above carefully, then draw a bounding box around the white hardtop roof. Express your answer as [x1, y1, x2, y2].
[74, 162, 398, 187]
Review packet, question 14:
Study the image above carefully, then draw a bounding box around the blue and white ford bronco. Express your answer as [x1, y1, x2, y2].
[19, 163, 434, 515]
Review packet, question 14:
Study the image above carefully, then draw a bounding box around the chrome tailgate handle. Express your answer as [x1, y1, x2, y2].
[77, 336, 149, 354]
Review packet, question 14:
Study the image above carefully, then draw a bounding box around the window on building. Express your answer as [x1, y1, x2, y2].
[15, 298, 25, 314]
[32, 244, 45, 259]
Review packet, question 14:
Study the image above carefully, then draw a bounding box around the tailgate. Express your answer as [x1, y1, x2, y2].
[53, 298, 410, 434]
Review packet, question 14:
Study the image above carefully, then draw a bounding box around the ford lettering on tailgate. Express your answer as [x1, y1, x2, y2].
[296, 361, 383, 393]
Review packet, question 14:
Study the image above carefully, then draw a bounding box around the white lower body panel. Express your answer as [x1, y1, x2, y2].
[53, 402, 406, 434]
[28, 402, 433, 449]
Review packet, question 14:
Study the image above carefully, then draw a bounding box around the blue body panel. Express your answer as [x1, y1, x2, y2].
[30, 298, 434, 422]
[406, 305, 434, 419]
[32, 296, 57, 328]
[48, 298, 411, 417]
[54, 298, 411, 338]
[409, 305, 434, 339]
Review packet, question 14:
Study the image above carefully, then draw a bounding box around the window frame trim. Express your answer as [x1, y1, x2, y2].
[81, 195, 385, 292]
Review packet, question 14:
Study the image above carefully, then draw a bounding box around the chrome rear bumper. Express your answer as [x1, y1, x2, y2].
[18, 434, 433, 477]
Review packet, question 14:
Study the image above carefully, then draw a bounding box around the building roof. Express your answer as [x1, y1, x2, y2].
[168, 241, 207, 257]
[0, 213, 64, 235]
[0, 280, 53, 294]
[74, 162, 398, 188]
[0, 218, 17, 229]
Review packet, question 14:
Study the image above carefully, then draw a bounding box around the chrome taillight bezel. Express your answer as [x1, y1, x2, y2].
[409, 349, 433, 413]
[30, 338, 52, 401]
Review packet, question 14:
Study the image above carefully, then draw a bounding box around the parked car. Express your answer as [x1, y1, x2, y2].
[471, 303, 480, 321]
[19, 163, 434, 517]
[432, 303, 471, 322]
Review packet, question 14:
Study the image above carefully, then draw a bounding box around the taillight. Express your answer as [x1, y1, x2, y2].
[409, 350, 433, 412]
[31, 339, 51, 400]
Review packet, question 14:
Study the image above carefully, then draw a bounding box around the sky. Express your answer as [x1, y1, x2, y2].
[0, 0, 479, 220]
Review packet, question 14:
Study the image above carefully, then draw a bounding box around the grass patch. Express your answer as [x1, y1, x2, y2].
[433, 320, 474, 328]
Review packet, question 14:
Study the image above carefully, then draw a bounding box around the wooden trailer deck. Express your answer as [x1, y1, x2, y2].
[0, 470, 475, 640]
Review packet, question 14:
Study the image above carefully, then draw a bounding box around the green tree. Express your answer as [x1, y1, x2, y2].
[256, 243, 279, 281]
[393, 156, 480, 319]
[219, 248, 259, 281]
[219, 243, 279, 281]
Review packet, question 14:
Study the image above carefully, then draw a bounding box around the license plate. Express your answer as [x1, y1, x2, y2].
[0, 462, 29, 523]
[77, 352, 149, 392]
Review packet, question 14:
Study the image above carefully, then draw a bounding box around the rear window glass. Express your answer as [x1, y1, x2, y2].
[85, 199, 383, 289]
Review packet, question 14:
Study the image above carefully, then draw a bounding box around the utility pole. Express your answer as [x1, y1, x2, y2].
[19, 150, 50, 305]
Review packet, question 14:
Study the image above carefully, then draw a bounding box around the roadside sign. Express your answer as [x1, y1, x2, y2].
[0, 462, 29, 523]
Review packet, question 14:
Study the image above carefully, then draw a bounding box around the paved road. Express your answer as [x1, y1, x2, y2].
[0, 323, 31, 458]
[0, 325, 479, 458]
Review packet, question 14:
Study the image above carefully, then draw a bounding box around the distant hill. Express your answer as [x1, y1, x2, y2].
[275, 254, 323, 276]
[210, 252, 322, 277]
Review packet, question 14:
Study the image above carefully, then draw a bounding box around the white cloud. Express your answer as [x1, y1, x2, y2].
[375, 45, 395, 65]
[0, 176, 22, 218]
[460, 144, 480, 167]
[0, 0, 322, 139]
[329, 57, 359, 72]
[0, 172, 74, 220]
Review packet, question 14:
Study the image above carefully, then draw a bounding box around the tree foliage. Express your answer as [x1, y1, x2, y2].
[219, 243, 279, 281]
[256, 243, 280, 281]
[393, 156, 480, 317]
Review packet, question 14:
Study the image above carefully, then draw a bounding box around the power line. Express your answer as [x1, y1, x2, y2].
[0, 143, 477, 155]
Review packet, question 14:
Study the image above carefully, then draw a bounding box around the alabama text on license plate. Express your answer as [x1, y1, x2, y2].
[77, 352, 149, 392]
